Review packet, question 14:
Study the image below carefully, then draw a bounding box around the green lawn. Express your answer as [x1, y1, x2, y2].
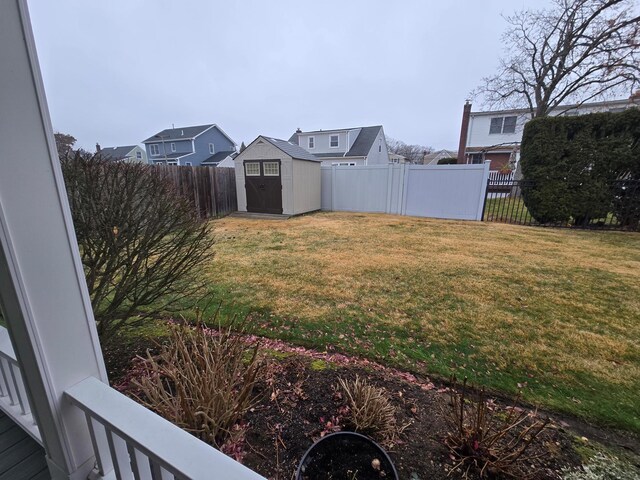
[201, 212, 640, 432]
[484, 196, 534, 223]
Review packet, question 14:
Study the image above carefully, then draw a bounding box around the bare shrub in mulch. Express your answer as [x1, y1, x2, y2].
[337, 375, 404, 446]
[443, 377, 549, 478]
[128, 319, 264, 454]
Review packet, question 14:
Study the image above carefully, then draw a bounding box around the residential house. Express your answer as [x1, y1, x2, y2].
[0, 2, 264, 478]
[389, 152, 406, 164]
[423, 149, 457, 165]
[456, 94, 640, 177]
[96, 144, 147, 163]
[288, 125, 389, 166]
[142, 124, 237, 166]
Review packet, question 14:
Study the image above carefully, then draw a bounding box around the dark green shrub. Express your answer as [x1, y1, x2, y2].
[520, 108, 640, 225]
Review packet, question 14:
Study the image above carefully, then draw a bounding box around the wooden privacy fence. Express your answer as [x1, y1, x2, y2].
[156, 165, 237, 219]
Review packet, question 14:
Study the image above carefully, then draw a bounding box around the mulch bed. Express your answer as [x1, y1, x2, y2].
[108, 331, 639, 480]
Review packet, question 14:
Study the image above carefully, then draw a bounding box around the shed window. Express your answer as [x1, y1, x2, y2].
[330, 135, 339, 147]
[308, 136, 315, 149]
[245, 162, 260, 176]
[263, 162, 279, 176]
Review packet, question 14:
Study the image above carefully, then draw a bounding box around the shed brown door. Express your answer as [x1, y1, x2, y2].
[244, 160, 283, 214]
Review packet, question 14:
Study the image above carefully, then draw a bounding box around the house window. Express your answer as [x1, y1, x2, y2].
[263, 162, 279, 176]
[308, 136, 315, 149]
[209, 143, 215, 154]
[171, 143, 176, 152]
[245, 162, 260, 176]
[330, 135, 339, 148]
[378, 139, 382, 153]
[136, 151, 142, 159]
[489, 116, 517, 134]
[150, 144, 160, 156]
[185, 162, 192, 166]
[167, 161, 178, 165]
[332, 162, 356, 166]
[470, 153, 484, 164]
[502, 116, 516, 133]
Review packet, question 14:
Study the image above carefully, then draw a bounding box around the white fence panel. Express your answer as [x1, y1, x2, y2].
[403, 164, 489, 220]
[332, 165, 389, 213]
[321, 162, 490, 221]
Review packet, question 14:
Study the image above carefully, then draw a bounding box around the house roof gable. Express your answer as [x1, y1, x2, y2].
[142, 124, 237, 146]
[98, 145, 137, 160]
[288, 125, 383, 158]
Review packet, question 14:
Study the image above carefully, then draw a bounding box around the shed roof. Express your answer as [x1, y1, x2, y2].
[261, 137, 321, 162]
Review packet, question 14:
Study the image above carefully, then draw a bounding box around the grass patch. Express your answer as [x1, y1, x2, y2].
[202, 212, 640, 431]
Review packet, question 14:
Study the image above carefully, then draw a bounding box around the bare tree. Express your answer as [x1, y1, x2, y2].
[61, 152, 215, 342]
[386, 137, 433, 164]
[475, 0, 640, 117]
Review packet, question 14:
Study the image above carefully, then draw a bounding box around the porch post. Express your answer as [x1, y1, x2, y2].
[0, 1, 108, 479]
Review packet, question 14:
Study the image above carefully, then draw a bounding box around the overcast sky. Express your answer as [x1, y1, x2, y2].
[29, 0, 543, 152]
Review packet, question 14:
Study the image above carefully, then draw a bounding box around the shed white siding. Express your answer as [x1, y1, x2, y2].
[292, 159, 321, 214]
[234, 140, 291, 213]
[234, 137, 321, 216]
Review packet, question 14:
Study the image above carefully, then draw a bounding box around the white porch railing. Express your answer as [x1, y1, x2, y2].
[0, 325, 41, 443]
[65, 376, 265, 480]
[488, 170, 515, 184]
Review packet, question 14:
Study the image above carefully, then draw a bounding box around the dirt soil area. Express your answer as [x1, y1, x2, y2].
[109, 332, 640, 479]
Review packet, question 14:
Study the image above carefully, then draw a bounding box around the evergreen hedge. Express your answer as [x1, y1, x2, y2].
[520, 108, 640, 226]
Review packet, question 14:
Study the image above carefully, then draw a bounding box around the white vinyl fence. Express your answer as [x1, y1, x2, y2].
[321, 161, 490, 221]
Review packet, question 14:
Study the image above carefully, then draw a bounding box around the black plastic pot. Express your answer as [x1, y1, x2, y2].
[296, 431, 399, 480]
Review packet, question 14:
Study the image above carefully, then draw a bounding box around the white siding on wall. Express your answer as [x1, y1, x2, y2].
[234, 140, 292, 213]
[364, 127, 389, 165]
[292, 160, 321, 214]
[234, 138, 321, 216]
[467, 114, 527, 149]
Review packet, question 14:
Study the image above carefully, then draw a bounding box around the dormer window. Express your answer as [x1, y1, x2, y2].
[209, 143, 215, 154]
[308, 137, 315, 149]
[150, 144, 160, 156]
[330, 135, 339, 148]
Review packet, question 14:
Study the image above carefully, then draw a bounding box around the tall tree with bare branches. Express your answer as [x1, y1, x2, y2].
[475, 0, 640, 117]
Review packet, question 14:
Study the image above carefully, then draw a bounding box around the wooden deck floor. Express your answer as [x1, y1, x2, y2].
[0, 411, 49, 480]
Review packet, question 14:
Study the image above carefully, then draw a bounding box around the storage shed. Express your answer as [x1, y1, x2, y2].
[234, 136, 321, 215]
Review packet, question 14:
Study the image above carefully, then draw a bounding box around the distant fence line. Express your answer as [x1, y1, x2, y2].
[155, 165, 237, 219]
[321, 162, 490, 221]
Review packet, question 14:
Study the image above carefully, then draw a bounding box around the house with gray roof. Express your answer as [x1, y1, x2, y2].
[142, 124, 236, 166]
[96, 144, 147, 163]
[288, 125, 389, 166]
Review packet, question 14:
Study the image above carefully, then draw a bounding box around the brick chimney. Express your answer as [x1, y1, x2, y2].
[95, 142, 101, 152]
[456, 101, 472, 164]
